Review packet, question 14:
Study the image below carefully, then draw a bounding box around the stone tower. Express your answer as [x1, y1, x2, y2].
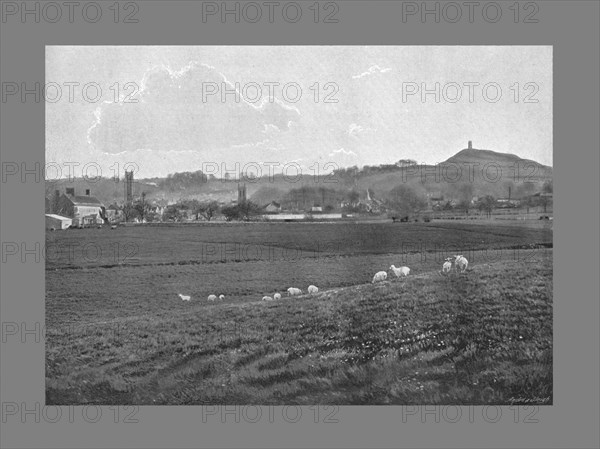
[237, 183, 247, 203]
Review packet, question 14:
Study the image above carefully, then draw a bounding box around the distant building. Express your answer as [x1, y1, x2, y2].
[426, 191, 444, 202]
[45, 214, 72, 230]
[55, 188, 104, 227]
[264, 201, 281, 213]
[497, 197, 518, 208]
[311, 205, 323, 213]
[237, 183, 247, 203]
[105, 204, 122, 222]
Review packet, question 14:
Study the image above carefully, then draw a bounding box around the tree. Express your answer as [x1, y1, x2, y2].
[133, 192, 150, 222]
[396, 159, 418, 167]
[540, 180, 553, 213]
[318, 186, 327, 207]
[146, 210, 159, 222]
[457, 200, 471, 216]
[237, 200, 261, 221]
[221, 200, 261, 221]
[347, 189, 360, 206]
[523, 195, 537, 214]
[457, 183, 474, 215]
[386, 184, 427, 219]
[221, 205, 238, 221]
[478, 195, 497, 218]
[122, 202, 138, 222]
[197, 201, 220, 221]
[164, 205, 184, 222]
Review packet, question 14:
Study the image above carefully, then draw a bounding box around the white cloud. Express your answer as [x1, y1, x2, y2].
[89, 62, 301, 155]
[352, 65, 392, 79]
[328, 148, 357, 158]
[348, 123, 376, 138]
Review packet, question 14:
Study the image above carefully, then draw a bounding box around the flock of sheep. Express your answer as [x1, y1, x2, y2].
[372, 255, 469, 283]
[177, 255, 468, 302]
[261, 284, 319, 302]
[177, 293, 224, 302]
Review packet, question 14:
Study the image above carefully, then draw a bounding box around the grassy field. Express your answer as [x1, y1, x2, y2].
[46, 220, 553, 405]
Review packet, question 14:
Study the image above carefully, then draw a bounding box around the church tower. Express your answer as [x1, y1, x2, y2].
[237, 183, 247, 203]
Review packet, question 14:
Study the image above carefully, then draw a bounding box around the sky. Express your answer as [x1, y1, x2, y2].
[46, 46, 552, 179]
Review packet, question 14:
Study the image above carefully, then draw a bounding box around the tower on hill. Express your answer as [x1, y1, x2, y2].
[468, 140, 473, 149]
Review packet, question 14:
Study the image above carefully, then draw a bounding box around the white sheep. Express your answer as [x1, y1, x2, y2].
[219, 294, 225, 300]
[273, 293, 282, 300]
[287, 287, 302, 296]
[454, 255, 468, 273]
[178, 293, 191, 301]
[262, 295, 273, 301]
[442, 258, 453, 274]
[372, 271, 387, 283]
[207, 294, 217, 301]
[389, 265, 410, 279]
[307, 285, 319, 294]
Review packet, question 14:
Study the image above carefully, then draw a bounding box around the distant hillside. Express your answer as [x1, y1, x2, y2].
[46, 145, 552, 208]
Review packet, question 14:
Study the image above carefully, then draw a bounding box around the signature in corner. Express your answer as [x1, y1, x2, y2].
[507, 396, 550, 404]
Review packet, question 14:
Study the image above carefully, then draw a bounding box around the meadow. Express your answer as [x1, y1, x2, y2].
[45, 220, 553, 405]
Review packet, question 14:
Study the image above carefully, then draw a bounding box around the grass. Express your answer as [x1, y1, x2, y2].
[46, 221, 552, 405]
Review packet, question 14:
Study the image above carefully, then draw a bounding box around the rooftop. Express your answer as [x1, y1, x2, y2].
[66, 195, 104, 206]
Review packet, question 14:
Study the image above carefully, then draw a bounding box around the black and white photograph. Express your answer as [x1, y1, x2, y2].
[45, 45, 553, 406]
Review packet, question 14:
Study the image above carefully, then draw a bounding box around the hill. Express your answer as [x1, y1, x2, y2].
[45, 145, 552, 208]
[444, 147, 553, 179]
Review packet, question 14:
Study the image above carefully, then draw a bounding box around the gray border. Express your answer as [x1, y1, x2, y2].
[1, 1, 598, 448]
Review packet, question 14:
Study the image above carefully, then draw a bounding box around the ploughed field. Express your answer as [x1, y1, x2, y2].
[46, 221, 553, 405]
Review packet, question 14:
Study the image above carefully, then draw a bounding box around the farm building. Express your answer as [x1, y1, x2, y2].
[264, 201, 281, 213]
[54, 189, 105, 227]
[263, 213, 343, 221]
[45, 214, 72, 230]
[105, 204, 123, 222]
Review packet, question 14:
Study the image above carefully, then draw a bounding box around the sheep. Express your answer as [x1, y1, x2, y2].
[207, 294, 217, 301]
[287, 287, 302, 296]
[308, 285, 319, 294]
[219, 294, 225, 300]
[442, 258, 453, 274]
[454, 255, 468, 273]
[273, 293, 282, 300]
[110, 225, 117, 229]
[372, 271, 387, 283]
[178, 293, 191, 301]
[389, 265, 410, 279]
[262, 295, 273, 301]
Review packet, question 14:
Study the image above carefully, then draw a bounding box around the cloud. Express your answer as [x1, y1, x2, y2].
[348, 123, 376, 138]
[88, 62, 301, 155]
[352, 65, 392, 79]
[328, 148, 358, 158]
